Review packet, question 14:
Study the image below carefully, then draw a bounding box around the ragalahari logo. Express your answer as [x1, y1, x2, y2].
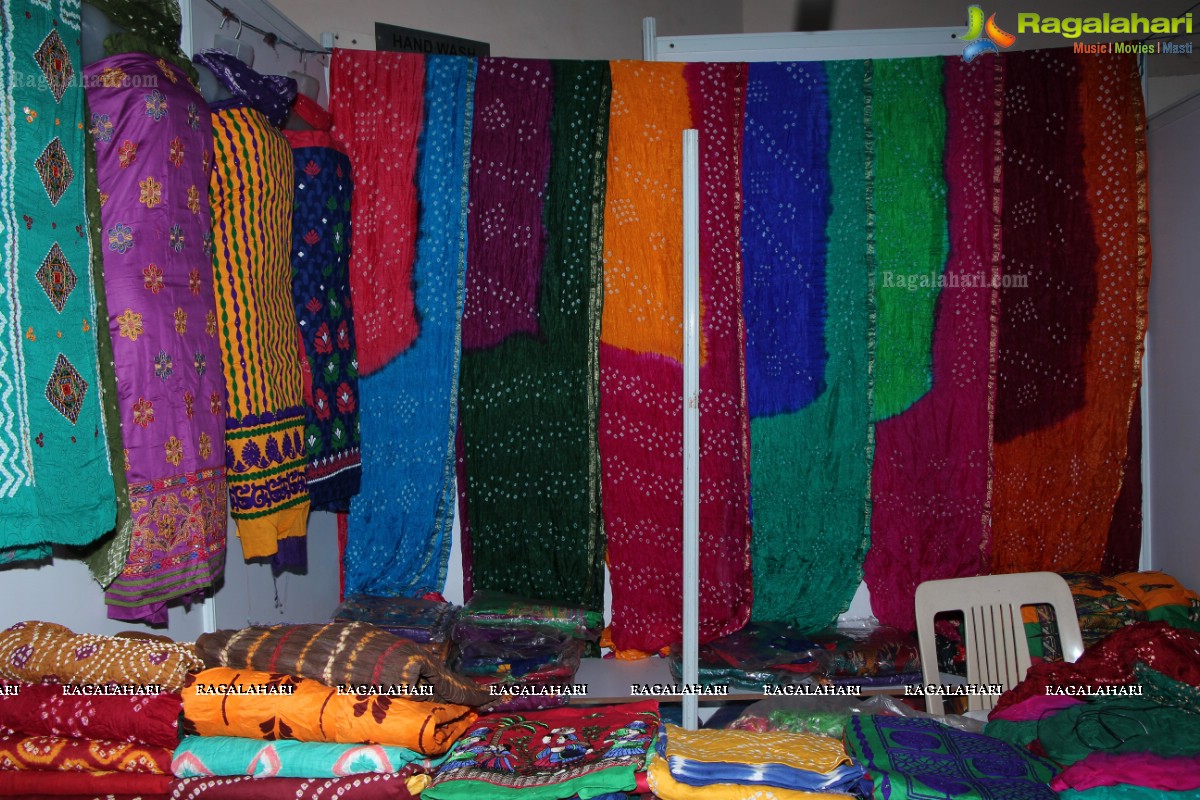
[961, 6, 1016, 62]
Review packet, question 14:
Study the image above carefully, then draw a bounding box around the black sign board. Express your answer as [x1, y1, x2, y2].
[375, 23, 490, 56]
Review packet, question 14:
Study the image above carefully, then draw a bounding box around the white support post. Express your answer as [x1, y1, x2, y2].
[681, 129, 701, 731]
[642, 17, 658, 61]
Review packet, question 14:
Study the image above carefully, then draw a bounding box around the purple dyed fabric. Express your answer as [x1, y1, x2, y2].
[863, 57, 1002, 630]
[460, 58, 553, 350]
[86, 53, 227, 622]
[192, 49, 297, 128]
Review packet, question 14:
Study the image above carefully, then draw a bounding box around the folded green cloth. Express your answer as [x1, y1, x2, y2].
[172, 735, 446, 779]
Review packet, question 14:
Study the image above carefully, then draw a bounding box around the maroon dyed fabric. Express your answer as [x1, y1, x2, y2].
[991, 622, 1200, 717]
[993, 49, 1097, 443]
[1103, 393, 1143, 574]
[863, 57, 1002, 629]
[460, 58, 553, 350]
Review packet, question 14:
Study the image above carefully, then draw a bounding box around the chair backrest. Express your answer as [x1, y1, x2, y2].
[914, 572, 1084, 715]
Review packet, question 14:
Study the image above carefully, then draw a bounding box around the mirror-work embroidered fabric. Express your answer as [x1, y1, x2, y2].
[459, 60, 609, 610]
[344, 56, 474, 598]
[863, 57, 1002, 629]
[86, 53, 227, 622]
[284, 125, 361, 514]
[0, 0, 116, 554]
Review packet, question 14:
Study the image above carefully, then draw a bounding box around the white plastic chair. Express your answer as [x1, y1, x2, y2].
[914, 572, 1084, 716]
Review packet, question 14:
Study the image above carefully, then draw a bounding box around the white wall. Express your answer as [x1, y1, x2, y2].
[1146, 94, 1200, 593]
[275, 0, 742, 59]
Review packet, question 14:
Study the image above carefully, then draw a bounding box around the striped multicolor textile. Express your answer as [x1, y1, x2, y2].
[208, 106, 308, 559]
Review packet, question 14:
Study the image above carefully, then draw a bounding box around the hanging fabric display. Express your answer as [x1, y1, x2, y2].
[458, 59, 607, 609]
[328, 51, 424, 375]
[344, 56, 474, 598]
[991, 51, 1146, 573]
[201, 51, 309, 562]
[741, 63, 829, 418]
[0, 0, 116, 554]
[747, 60, 874, 630]
[85, 52, 227, 622]
[601, 61, 753, 653]
[869, 58, 948, 421]
[284, 95, 360, 513]
[863, 56, 1002, 629]
[458, 59, 552, 349]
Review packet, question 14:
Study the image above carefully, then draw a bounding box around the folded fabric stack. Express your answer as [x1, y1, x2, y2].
[422, 701, 660, 799]
[173, 622, 487, 797]
[0, 621, 199, 799]
[845, 715, 1057, 800]
[810, 625, 922, 687]
[984, 621, 1200, 800]
[667, 622, 828, 692]
[334, 595, 460, 661]
[646, 724, 867, 799]
[453, 592, 600, 710]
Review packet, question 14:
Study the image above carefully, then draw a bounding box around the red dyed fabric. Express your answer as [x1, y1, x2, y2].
[461, 58, 553, 349]
[992, 52, 1147, 573]
[0, 734, 173, 774]
[328, 50, 424, 374]
[0, 683, 181, 748]
[992, 49, 1096, 443]
[169, 770, 425, 799]
[863, 57, 1003, 630]
[0, 770, 170, 795]
[602, 63, 753, 655]
[991, 622, 1200, 717]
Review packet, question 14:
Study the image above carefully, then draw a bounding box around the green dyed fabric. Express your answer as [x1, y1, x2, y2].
[982, 718, 1043, 750]
[458, 61, 608, 610]
[85, 0, 197, 80]
[80, 97, 133, 587]
[1038, 696, 1200, 765]
[0, 0, 116, 554]
[1136, 662, 1200, 715]
[750, 61, 873, 629]
[870, 58, 948, 421]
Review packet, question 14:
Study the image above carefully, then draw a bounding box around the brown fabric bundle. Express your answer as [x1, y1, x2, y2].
[195, 622, 488, 706]
[181, 667, 476, 754]
[0, 622, 201, 691]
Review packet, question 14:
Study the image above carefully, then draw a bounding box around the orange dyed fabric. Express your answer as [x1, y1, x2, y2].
[181, 668, 476, 755]
[601, 61, 697, 362]
[991, 53, 1147, 573]
[0, 734, 173, 774]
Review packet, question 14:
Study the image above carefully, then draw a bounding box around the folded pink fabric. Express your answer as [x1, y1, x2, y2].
[1050, 752, 1200, 792]
[987, 694, 1083, 722]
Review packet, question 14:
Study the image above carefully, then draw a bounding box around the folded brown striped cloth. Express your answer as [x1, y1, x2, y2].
[194, 622, 490, 707]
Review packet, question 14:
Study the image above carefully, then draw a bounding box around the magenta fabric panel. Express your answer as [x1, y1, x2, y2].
[460, 58, 553, 350]
[86, 53, 226, 621]
[863, 57, 1003, 630]
[602, 62, 752, 654]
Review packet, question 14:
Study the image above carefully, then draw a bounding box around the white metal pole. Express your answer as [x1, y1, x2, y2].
[681, 129, 700, 731]
[642, 17, 658, 61]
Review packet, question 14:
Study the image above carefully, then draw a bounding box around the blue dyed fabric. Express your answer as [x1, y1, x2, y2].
[741, 62, 830, 418]
[344, 57, 474, 596]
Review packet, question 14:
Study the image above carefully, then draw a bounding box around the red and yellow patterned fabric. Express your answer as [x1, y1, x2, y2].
[0, 734, 172, 773]
[181, 668, 476, 754]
